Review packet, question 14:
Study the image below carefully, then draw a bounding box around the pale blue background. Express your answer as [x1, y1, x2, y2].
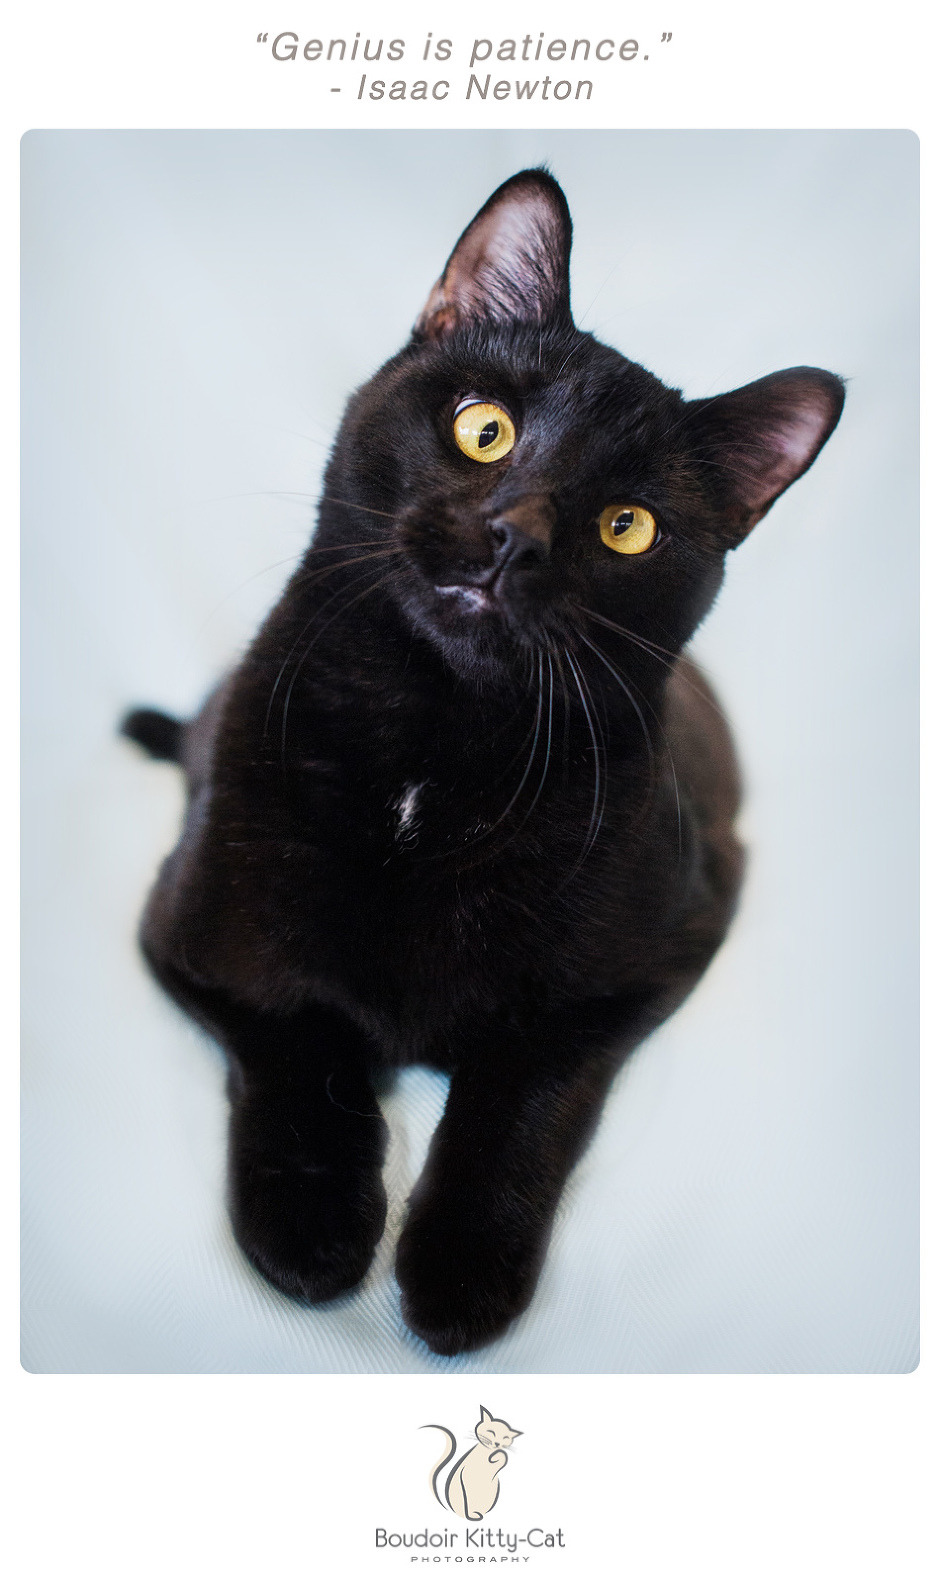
[21, 131, 918, 1371]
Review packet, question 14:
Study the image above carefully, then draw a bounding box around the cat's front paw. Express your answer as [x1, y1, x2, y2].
[227, 1070, 389, 1303]
[395, 1210, 542, 1355]
[230, 1137, 387, 1303]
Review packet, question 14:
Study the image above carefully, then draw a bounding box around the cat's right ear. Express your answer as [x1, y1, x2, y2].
[414, 169, 573, 341]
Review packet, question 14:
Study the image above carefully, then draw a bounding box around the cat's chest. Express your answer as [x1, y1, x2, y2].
[464, 1446, 501, 1478]
[297, 753, 670, 941]
[362, 781, 655, 1008]
[220, 717, 690, 1033]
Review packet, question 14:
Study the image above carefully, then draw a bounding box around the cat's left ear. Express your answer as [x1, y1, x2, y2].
[684, 367, 845, 545]
[414, 169, 573, 341]
[479, 1405, 493, 1423]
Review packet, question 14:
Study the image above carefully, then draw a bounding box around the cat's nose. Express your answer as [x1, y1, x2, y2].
[488, 495, 555, 576]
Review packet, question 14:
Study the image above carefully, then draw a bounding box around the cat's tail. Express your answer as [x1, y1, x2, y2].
[120, 707, 184, 765]
[422, 1425, 456, 1510]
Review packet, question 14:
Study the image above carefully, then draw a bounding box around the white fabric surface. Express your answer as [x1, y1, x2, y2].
[22, 130, 918, 1372]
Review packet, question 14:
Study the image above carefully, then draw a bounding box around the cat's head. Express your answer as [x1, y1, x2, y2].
[322, 169, 843, 687]
[475, 1405, 522, 1450]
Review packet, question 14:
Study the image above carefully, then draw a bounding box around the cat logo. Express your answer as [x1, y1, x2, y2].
[423, 1406, 522, 1521]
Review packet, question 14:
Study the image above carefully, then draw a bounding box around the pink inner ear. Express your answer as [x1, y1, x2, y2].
[748, 404, 833, 507]
[441, 190, 561, 323]
[700, 369, 844, 530]
[774, 401, 835, 475]
[414, 171, 572, 338]
[463, 196, 554, 284]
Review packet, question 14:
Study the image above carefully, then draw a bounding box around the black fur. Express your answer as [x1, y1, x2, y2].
[121, 707, 183, 764]
[125, 171, 844, 1355]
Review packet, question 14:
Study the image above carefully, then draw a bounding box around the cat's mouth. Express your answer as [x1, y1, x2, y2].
[432, 557, 539, 620]
[433, 583, 497, 614]
[423, 566, 555, 658]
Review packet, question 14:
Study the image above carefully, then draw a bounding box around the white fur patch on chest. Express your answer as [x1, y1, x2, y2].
[394, 781, 426, 839]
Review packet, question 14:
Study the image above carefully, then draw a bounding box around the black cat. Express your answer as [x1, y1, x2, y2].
[123, 169, 843, 1355]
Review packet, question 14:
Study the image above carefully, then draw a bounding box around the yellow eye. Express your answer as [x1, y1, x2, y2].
[599, 503, 657, 555]
[453, 402, 516, 463]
